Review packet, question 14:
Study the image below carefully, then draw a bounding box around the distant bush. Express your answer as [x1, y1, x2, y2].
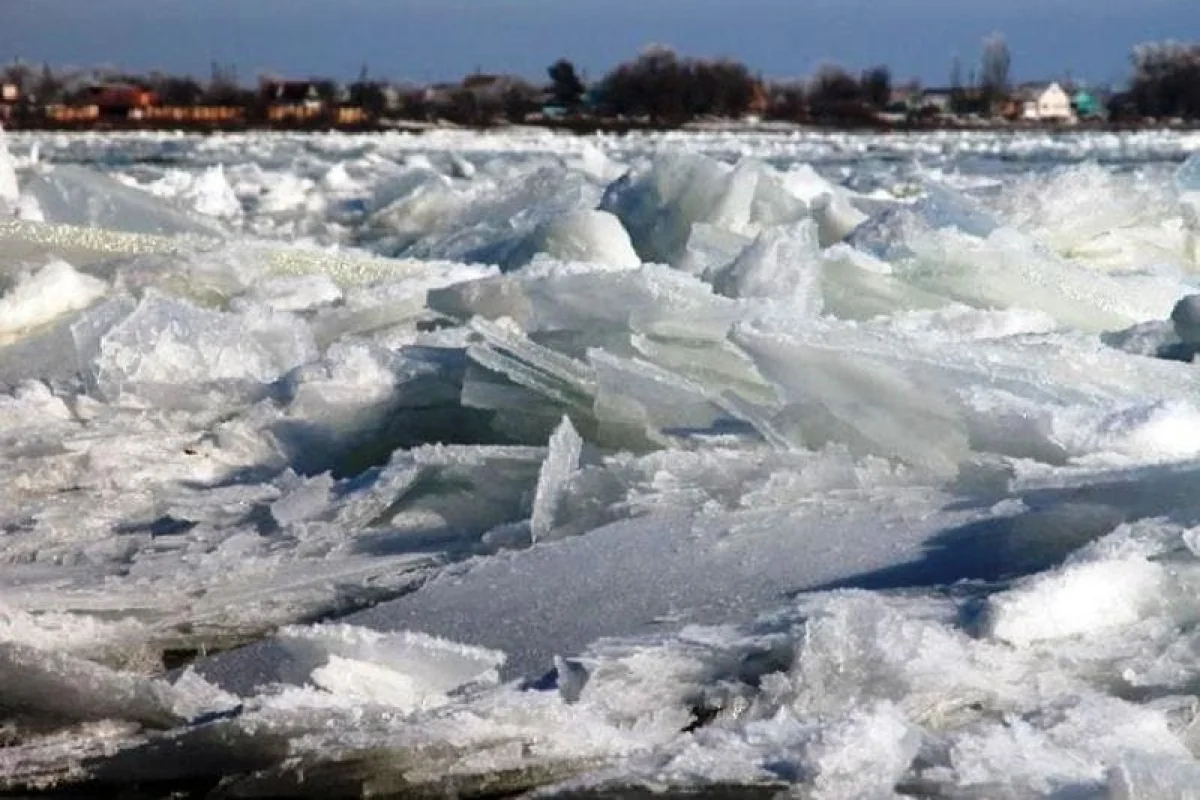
[1128, 42, 1200, 119]
[807, 65, 874, 123]
[597, 47, 759, 123]
[765, 81, 807, 122]
[548, 59, 586, 110]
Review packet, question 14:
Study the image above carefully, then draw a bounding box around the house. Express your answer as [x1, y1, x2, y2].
[916, 88, 956, 115]
[333, 106, 367, 126]
[143, 105, 245, 126]
[886, 86, 921, 113]
[261, 80, 324, 123]
[82, 84, 157, 120]
[1072, 89, 1103, 119]
[1010, 82, 1077, 123]
[45, 104, 100, 124]
[0, 82, 18, 122]
[262, 80, 322, 105]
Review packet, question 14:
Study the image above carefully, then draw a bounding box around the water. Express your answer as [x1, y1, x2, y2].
[2, 128, 1200, 798]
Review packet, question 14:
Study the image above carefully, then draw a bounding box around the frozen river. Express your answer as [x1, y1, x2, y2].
[2, 127, 1200, 797]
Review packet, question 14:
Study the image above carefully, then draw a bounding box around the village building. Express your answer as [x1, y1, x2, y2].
[83, 84, 157, 120]
[1072, 89, 1103, 119]
[916, 88, 956, 115]
[261, 80, 324, 123]
[0, 82, 19, 121]
[45, 104, 100, 124]
[143, 105, 245, 126]
[1008, 82, 1077, 123]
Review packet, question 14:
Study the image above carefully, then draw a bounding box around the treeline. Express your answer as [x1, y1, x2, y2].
[4, 38, 1200, 129]
[1113, 42, 1200, 120]
[1, 62, 259, 107]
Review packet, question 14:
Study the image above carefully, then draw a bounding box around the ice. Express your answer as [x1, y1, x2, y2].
[999, 164, 1161, 251]
[1110, 756, 1200, 799]
[0, 640, 219, 729]
[530, 415, 584, 543]
[519, 209, 640, 269]
[731, 319, 970, 475]
[779, 165, 865, 236]
[6, 129, 1200, 797]
[801, 704, 919, 799]
[983, 554, 1166, 646]
[22, 164, 229, 237]
[708, 219, 822, 312]
[1174, 152, 1200, 195]
[241, 272, 343, 312]
[900, 226, 1182, 331]
[74, 291, 317, 406]
[600, 154, 804, 266]
[0, 127, 18, 211]
[0, 259, 107, 340]
[270, 624, 505, 711]
[376, 164, 605, 268]
[181, 164, 243, 220]
[676, 222, 753, 277]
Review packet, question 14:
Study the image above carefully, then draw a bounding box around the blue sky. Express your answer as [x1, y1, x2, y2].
[1, 0, 1194, 88]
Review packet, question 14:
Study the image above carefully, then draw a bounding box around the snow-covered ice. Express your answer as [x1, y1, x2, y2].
[2, 128, 1200, 797]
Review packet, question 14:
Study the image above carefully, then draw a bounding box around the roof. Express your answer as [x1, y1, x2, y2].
[1011, 82, 1064, 101]
[263, 81, 319, 103]
[87, 84, 155, 108]
[462, 73, 504, 89]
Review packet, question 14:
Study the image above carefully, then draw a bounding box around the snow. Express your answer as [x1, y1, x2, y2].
[522, 209, 641, 269]
[3, 128, 1200, 796]
[530, 415, 584, 542]
[0, 127, 18, 211]
[0, 259, 107, 340]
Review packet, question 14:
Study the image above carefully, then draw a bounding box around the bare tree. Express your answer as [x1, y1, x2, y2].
[860, 65, 891, 109]
[34, 64, 67, 104]
[980, 32, 1011, 100]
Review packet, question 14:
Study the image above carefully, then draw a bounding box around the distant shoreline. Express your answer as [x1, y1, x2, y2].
[6, 118, 1200, 136]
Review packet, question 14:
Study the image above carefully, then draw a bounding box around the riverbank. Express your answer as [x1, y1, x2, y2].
[5, 115, 1199, 137]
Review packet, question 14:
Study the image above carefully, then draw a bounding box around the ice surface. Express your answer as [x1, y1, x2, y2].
[271, 624, 505, 711]
[530, 415, 584, 542]
[22, 164, 229, 237]
[5, 129, 1200, 797]
[519, 209, 640, 269]
[0, 259, 106, 340]
[74, 291, 317, 406]
[0, 127, 18, 211]
[708, 219, 822, 312]
[600, 154, 812, 266]
[1175, 152, 1200, 195]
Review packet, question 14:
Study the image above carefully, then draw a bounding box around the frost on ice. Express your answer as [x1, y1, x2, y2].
[3, 129, 1200, 797]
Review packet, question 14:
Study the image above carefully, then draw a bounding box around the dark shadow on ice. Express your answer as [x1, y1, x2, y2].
[810, 461, 1200, 594]
[114, 515, 198, 538]
[270, 405, 499, 479]
[349, 525, 481, 559]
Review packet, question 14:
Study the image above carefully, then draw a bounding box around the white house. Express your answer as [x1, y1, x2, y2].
[1020, 83, 1077, 123]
